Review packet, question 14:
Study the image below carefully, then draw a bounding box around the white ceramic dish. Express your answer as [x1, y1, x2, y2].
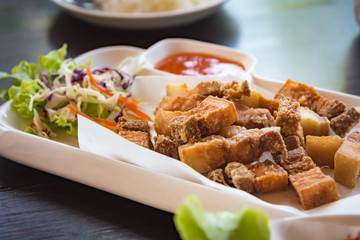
[50, 0, 227, 29]
[1, 44, 360, 239]
[137, 38, 257, 79]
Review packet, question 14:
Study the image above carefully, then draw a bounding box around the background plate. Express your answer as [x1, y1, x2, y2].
[50, 0, 227, 29]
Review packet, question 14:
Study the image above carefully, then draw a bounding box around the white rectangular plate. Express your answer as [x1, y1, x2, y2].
[1, 44, 360, 239]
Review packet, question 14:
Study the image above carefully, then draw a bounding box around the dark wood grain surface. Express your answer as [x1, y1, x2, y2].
[0, 0, 359, 239]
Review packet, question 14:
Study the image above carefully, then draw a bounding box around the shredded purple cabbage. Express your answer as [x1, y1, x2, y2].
[40, 108, 48, 121]
[92, 67, 112, 75]
[92, 67, 135, 90]
[40, 73, 57, 89]
[47, 94, 53, 101]
[98, 82, 112, 92]
[71, 69, 87, 86]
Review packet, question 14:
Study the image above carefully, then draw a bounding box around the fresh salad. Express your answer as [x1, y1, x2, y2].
[0, 44, 151, 138]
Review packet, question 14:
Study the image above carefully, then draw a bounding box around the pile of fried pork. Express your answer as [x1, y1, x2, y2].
[116, 79, 360, 210]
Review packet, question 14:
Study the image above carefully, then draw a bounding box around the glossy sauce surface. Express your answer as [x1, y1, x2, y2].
[154, 52, 246, 76]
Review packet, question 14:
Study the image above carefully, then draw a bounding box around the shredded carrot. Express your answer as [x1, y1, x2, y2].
[67, 104, 117, 132]
[24, 121, 34, 131]
[85, 62, 152, 122]
[117, 96, 152, 121]
[86, 63, 114, 96]
[67, 104, 93, 121]
[98, 122, 117, 131]
[92, 117, 117, 127]
[26, 121, 34, 127]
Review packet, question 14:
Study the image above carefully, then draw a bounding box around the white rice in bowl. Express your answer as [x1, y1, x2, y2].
[96, 0, 214, 13]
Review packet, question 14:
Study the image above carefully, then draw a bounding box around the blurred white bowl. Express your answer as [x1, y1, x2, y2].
[50, 0, 227, 29]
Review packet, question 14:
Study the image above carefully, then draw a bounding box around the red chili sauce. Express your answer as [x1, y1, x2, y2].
[154, 52, 246, 76]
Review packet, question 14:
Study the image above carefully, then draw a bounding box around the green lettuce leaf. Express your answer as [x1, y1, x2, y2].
[8, 80, 41, 120]
[53, 115, 78, 136]
[24, 126, 36, 135]
[84, 102, 110, 118]
[38, 44, 67, 73]
[0, 44, 67, 102]
[0, 87, 8, 100]
[0, 61, 41, 100]
[11, 60, 41, 82]
[174, 196, 270, 240]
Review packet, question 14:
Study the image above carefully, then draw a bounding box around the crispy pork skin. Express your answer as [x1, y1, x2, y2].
[224, 162, 255, 193]
[289, 167, 339, 210]
[178, 136, 229, 173]
[275, 79, 359, 136]
[155, 96, 238, 142]
[234, 103, 275, 129]
[208, 168, 229, 186]
[178, 127, 287, 173]
[330, 107, 360, 137]
[118, 131, 153, 149]
[154, 94, 206, 114]
[248, 160, 288, 193]
[117, 118, 153, 149]
[153, 135, 183, 160]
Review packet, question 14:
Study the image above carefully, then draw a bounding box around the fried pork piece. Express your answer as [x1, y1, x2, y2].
[178, 127, 287, 173]
[170, 96, 238, 142]
[234, 103, 275, 129]
[228, 127, 287, 164]
[330, 107, 360, 137]
[179, 135, 229, 173]
[207, 168, 229, 186]
[154, 94, 206, 114]
[188, 80, 251, 99]
[275, 96, 305, 146]
[289, 167, 339, 210]
[117, 118, 153, 149]
[247, 160, 288, 193]
[238, 89, 279, 113]
[334, 139, 360, 188]
[221, 81, 251, 100]
[224, 162, 255, 193]
[275, 79, 334, 113]
[275, 79, 360, 136]
[217, 125, 246, 138]
[283, 135, 302, 151]
[278, 149, 316, 175]
[165, 80, 251, 99]
[153, 134, 183, 160]
[305, 135, 343, 168]
[277, 135, 316, 175]
[317, 98, 347, 119]
[155, 96, 238, 143]
[154, 109, 184, 136]
[166, 83, 189, 96]
[118, 131, 153, 149]
[189, 81, 223, 97]
[300, 107, 330, 137]
[347, 130, 360, 143]
[117, 117, 151, 133]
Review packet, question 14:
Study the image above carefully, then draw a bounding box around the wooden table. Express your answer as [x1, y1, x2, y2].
[0, 0, 359, 238]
